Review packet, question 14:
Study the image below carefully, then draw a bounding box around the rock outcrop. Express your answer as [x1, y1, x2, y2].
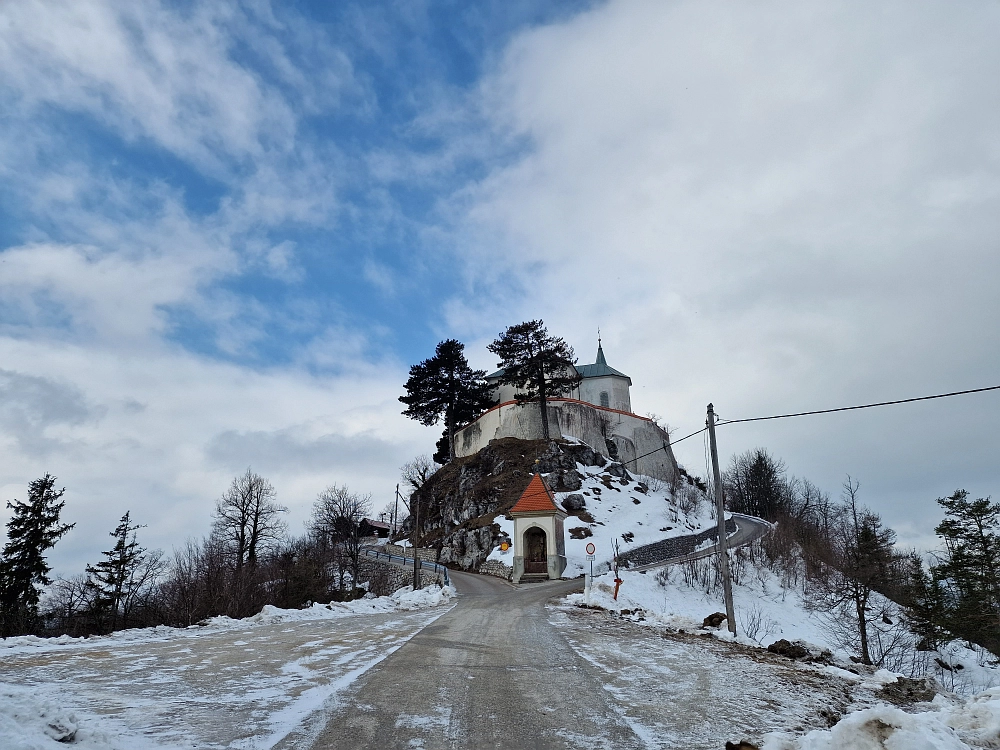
[404, 437, 611, 571]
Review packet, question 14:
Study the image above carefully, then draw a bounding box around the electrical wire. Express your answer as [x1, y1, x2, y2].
[626, 383, 1000, 468]
[628, 425, 709, 465]
[716, 384, 1000, 427]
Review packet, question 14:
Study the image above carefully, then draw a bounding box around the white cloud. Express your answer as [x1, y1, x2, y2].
[0, 1, 288, 172]
[443, 0, 1000, 545]
[0, 2, 419, 575]
[0, 335, 425, 575]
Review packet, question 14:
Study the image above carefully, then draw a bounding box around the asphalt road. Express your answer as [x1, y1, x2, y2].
[307, 572, 658, 750]
[629, 513, 773, 572]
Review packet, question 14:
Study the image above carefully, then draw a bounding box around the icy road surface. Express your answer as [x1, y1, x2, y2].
[308, 572, 861, 750]
[3, 574, 870, 749]
[0, 604, 452, 749]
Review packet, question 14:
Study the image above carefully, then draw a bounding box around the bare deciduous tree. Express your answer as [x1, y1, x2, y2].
[400, 456, 437, 494]
[310, 485, 372, 596]
[212, 469, 288, 574]
[806, 477, 896, 665]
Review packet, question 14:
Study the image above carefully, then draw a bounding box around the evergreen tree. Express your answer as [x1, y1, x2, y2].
[931, 490, 1000, 650]
[901, 552, 951, 651]
[724, 448, 789, 521]
[487, 320, 580, 441]
[399, 339, 494, 462]
[0, 474, 75, 636]
[85, 511, 148, 632]
[432, 429, 450, 466]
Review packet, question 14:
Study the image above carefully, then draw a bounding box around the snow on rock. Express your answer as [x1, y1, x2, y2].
[487, 462, 716, 578]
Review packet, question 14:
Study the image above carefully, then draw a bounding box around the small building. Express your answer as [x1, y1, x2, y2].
[510, 474, 567, 583]
[359, 518, 391, 539]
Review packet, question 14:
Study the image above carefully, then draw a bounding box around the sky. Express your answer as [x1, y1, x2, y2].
[1, 0, 998, 575]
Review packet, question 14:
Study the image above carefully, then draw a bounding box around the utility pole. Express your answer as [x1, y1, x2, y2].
[707, 403, 736, 635]
[412, 494, 422, 591]
[393, 484, 400, 538]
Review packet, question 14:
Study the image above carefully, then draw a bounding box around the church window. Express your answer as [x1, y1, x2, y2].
[600, 391, 610, 408]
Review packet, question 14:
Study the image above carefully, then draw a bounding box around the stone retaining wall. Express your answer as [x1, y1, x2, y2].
[478, 559, 513, 581]
[616, 518, 737, 568]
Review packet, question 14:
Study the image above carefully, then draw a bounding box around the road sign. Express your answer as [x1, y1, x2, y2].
[585, 542, 596, 555]
[586, 554, 595, 561]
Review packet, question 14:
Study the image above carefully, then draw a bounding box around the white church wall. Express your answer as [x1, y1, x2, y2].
[578, 375, 631, 412]
[454, 399, 677, 482]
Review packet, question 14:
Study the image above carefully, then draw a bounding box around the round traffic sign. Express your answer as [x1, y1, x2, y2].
[585, 542, 596, 555]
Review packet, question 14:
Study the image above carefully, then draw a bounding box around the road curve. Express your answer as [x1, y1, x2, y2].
[627, 513, 772, 572]
[306, 572, 655, 750]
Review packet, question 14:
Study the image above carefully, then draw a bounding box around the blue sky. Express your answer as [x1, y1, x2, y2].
[0, 1, 587, 369]
[2, 0, 999, 574]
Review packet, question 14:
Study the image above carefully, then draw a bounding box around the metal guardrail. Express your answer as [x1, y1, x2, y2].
[361, 547, 451, 587]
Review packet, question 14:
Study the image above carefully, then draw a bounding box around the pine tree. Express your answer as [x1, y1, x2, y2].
[932, 490, 1000, 651]
[399, 339, 494, 461]
[901, 552, 951, 651]
[724, 448, 789, 521]
[0, 474, 75, 636]
[487, 320, 580, 441]
[85, 511, 147, 632]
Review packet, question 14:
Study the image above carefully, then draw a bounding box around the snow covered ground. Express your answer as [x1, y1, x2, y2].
[555, 563, 1000, 748]
[488, 463, 716, 577]
[0, 585, 455, 750]
[761, 693, 1000, 750]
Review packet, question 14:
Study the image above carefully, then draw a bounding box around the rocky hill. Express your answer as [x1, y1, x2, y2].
[405, 436, 710, 572]
[405, 437, 618, 570]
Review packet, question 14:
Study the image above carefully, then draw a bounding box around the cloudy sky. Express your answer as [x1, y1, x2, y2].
[1, 0, 998, 575]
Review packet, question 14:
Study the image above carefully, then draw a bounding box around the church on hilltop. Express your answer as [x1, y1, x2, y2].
[454, 340, 678, 482]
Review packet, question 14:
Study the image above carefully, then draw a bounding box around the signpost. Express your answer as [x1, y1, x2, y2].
[585, 542, 596, 605]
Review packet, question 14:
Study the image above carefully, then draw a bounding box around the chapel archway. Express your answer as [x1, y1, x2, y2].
[523, 526, 548, 574]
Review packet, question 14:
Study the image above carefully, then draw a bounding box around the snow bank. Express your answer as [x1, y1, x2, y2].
[235, 584, 456, 625]
[565, 567, 835, 653]
[0, 585, 457, 654]
[562, 567, 1000, 748]
[763, 690, 1000, 749]
[0, 683, 149, 750]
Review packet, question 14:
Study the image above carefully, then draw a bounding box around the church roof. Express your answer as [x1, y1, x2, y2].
[510, 474, 560, 514]
[486, 344, 630, 384]
[575, 343, 631, 382]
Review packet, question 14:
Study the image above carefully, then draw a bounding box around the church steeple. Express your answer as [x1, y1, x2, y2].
[596, 329, 607, 366]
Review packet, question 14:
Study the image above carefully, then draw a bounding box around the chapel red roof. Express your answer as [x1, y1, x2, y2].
[510, 473, 559, 514]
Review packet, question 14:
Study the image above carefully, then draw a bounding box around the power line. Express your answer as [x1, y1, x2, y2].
[629, 425, 707, 465]
[628, 383, 1000, 469]
[717, 384, 1000, 427]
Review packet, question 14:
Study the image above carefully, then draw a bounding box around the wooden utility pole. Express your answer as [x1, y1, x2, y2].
[412, 494, 422, 591]
[393, 484, 400, 538]
[707, 403, 736, 635]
